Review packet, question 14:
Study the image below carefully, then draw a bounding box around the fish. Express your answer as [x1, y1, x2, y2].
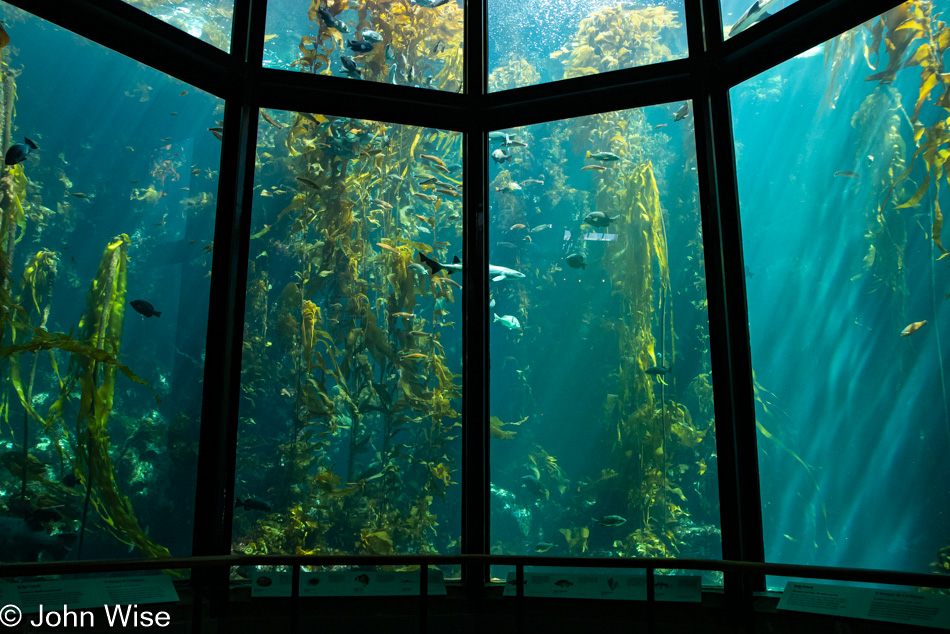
[728, 0, 781, 37]
[130, 299, 162, 318]
[361, 29, 384, 43]
[834, 171, 860, 179]
[585, 150, 621, 161]
[520, 474, 544, 496]
[317, 6, 349, 31]
[401, 353, 428, 360]
[407, 263, 429, 276]
[261, 111, 283, 130]
[61, 473, 80, 488]
[68, 192, 93, 199]
[901, 320, 927, 337]
[566, 253, 587, 269]
[607, 578, 619, 591]
[420, 154, 447, 168]
[510, 224, 527, 231]
[531, 224, 552, 232]
[673, 102, 689, 121]
[592, 515, 627, 527]
[392, 312, 415, 318]
[491, 149, 512, 164]
[347, 39, 374, 53]
[5, 137, 39, 166]
[355, 573, 370, 587]
[554, 580, 573, 588]
[236, 497, 272, 512]
[412, 0, 452, 7]
[494, 313, 521, 329]
[0, 517, 78, 562]
[435, 188, 462, 198]
[488, 131, 512, 144]
[534, 541, 555, 553]
[418, 252, 525, 282]
[866, 155, 875, 166]
[296, 176, 320, 189]
[409, 331, 432, 338]
[520, 178, 544, 186]
[340, 55, 361, 76]
[584, 211, 620, 227]
[646, 365, 671, 376]
[581, 165, 607, 172]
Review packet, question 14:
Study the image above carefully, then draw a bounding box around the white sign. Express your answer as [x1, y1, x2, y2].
[778, 582, 950, 629]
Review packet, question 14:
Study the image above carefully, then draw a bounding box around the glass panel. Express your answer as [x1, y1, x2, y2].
[235, 110, 463, 557]
[721, 0, 801, 40]
[488, 103, 719, 582]
[263, 0, 463, 92]
[487, 1, 687, 93]
[733, 0, 950, 583]
[0, 5, 221, 562]
[120, 0, 234, 52]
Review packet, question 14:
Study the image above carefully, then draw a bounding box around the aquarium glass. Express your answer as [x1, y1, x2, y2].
[263, 0, 463, 92]
[732, 0, 950, 584]
[0, 4, 221, 563]
[487, 0, 687, 93]
[120, 0, 234, 52]
[721, 0, 801, 40]
[487, 103, 721, 579]
[234, 110, 463, 558]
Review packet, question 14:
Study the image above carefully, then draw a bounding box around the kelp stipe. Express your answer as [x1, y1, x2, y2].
[72, 234, 169, 561]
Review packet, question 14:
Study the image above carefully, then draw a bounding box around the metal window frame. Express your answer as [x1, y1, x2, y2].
[4, 0, 908, 611]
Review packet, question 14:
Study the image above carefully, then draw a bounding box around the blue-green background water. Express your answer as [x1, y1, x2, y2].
[0, 0, 947, 588]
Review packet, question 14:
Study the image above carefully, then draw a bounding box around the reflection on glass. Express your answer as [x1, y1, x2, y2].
[487, 0, 687, 92]
[234, 110, 462, 562]
[0, 6, 221, 562]
[732, 0, 950, 584]
[120, 0, 234, 51]
[263, 0, 463, 92]
[488, 103, 719, 581]
[721, 0, 800, 39]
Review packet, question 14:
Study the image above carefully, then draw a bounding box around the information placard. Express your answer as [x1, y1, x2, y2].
[778, 582, 950, 629]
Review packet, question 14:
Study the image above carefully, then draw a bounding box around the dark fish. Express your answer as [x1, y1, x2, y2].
[316, 6, 347, 31]
[5, 137, 39, 166]
[130, 299, 162, 318]
[554, 579, 573, 588]
[592, 515, 627, 527]
[645, 365, 671, 376]
[584, 211, 620, 227]
[61, 473, 80, 488]
[0, 517, 77, 562]
[534, 541, 555, 553]
[565, 253, 587, 269]
[728, 0, 780, 37]
[520, 474, 544, 496]
[340, 55, 361, 77]
[236, 497, 272, 512]
[347, 39, 374, 53]
[834, 171, 860, 179]
[673, 102, 689, 121]
[491, 149, 512, 164]
[355, 573, 370, 587]
[607, 578, 619, 591]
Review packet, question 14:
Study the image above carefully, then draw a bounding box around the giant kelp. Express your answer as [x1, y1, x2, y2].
[234, 111, 463, 560]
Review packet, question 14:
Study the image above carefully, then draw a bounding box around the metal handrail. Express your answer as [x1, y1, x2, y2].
[1, 554, 947, 590]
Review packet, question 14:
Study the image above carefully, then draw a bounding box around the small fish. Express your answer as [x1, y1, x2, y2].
[355, 574, 370, 587]
[401, 353, 428, 360]
[408, 263, 429, 276]
[296, 176, 320, 189]
[413, 192, 438, 203]
[420, 154, 447, 168]
[520, 178, 544, 186]
[488, 131, 512, 144]
[409, 330, 432, 337]
[554, 580, 573, 588]
[494, 313, 521, 330]
[491, 149, 512, 164]
[534, 541, 554, 553]
[179, 91, 188, 96]
[280, 388, 292, 397]
[510, 224, 527, 231]
[361, 29, 384, 43]
[566, 253, 587, 269]
[68, 192, 93, 199]
[236, 497, 272, 512]
[834, 171, 860, 179]
[646, 365, 671, 376]
[392, 312, 415, 318]
[901, 320, 927, 337]
[412, 0, 452, 7]
[340, 55, 361, 76]
[585, 150, 621, 161]
[130, 299, 161, 318]
[347, 39, 374, 53]
[385, 43, 395, 63]
[581, 165, 607, 172]
[5, 137, 39, 166]
[654, 123, 668, 130]
[261, 111, 283, 130]
[607, 578, 619, 591]
[584, 211, 620, 227]
[435, 188, 462, 198]
[866, 155, 875, 166]
[592, 515, 627, 527]
[673, 102, 689, 121]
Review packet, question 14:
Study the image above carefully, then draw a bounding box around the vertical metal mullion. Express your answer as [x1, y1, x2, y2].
[462, 0, 489, 595]
[689, 0, 765, 615]
[191, 0, 265, 616]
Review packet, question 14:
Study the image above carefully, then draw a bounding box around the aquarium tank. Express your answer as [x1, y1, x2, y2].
[0, 0, 946, 604]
